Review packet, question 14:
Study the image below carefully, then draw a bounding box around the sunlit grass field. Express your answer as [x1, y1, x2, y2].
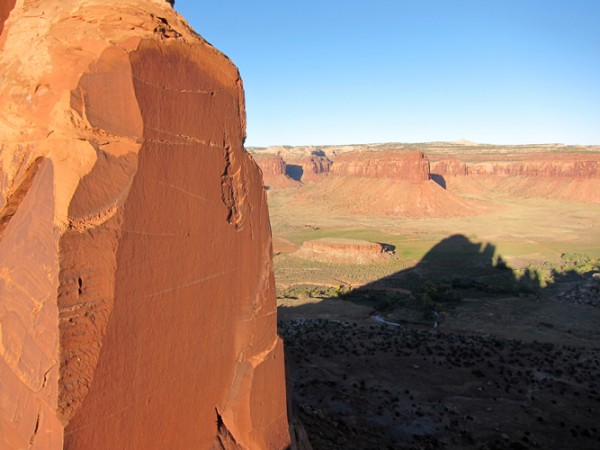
[269, 186, 600, 290]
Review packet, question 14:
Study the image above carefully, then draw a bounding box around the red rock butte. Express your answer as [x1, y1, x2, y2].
[330, 150, 430, 181]
[294, 238, 392, 264]
[0, 1, 290, 449]
[430, 153, 600, 202]
[308, 151, 480, 218]
[254, 155, 299, 188]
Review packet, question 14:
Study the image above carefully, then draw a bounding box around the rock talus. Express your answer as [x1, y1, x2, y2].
[0, 1, 290, 449]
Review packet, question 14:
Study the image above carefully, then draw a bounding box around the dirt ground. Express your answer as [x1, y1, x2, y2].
[279, 294, 600, 449]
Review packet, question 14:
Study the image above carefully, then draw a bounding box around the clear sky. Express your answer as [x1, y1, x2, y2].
[175, 1, 600, 147]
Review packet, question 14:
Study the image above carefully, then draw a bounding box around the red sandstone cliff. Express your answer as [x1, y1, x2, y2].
[430, 153, 600, 202]
[299, 154, 332, 182]
[0, 1, 290, 449]
[330, 151, 430, 181]
[295, 151, 481, 217]
[294, 238, 391, 264]
[0, 0, 16, 35]
[431, 154, 600, 178]
[254, 155, 300, 188]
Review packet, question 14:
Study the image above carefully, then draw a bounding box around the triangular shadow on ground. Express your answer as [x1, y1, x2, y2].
[279, 233, 598, 321]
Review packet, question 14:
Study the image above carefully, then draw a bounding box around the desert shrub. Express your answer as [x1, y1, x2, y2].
[282, 284, 342, 299]
[419, 281, 462, 304]
[414, 281, 462, 319]
[335, 284, 351, 296]
[560, 253, 599, 274]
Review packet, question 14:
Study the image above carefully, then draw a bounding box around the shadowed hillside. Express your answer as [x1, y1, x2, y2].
[278, 234, 600, 450]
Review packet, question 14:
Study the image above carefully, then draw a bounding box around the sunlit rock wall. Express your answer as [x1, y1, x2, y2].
[0, 1, 290, 448]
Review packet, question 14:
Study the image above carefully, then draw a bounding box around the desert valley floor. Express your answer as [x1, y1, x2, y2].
[254, 142, 600, 449]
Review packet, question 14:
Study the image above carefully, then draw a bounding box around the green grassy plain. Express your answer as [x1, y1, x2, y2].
[269, 185, 600, 291]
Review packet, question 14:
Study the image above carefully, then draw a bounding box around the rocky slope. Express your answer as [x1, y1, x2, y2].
[0, 1, 290, 449]
[252, 144, 600, 209]
[303, 151, 481, 218]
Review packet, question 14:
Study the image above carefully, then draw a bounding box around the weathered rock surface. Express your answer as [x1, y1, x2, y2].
[294, 238, 392, 264]
[298, 154, 332, 182]
[293, 151, 482, 218]
[0, 0, 15, 36]
[430, 153, 600, 202]
[330, 151, 430, 181]
[431, 153, 600, 177]
[254, 155, 299, 188]
[0, 1, 290, 449]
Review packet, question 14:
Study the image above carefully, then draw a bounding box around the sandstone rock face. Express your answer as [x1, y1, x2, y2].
[330, 151, 430, 181]
[429, 157, 467, 177]
[431, 154, 600, 178]
[254, 155, 299, 188]
[298, 151, 481, 218]
[294, 239, 392, 264]
[0, 0, 16, 36]
[430, 153, 600, 202]
[0, 1, 290, 449]
[299, 154, 332, 182]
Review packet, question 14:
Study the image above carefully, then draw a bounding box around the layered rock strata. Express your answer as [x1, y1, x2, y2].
[0, 0, 16, 35]
[298, 154, 332, 182]
[304, 151, 480, 217]
[431, 154, 600, 178]
[430, 153, 600, 202]
[254, 155, 299, 188]
[294, 239, 392, 264]
[0, 1, 290, 449]
[330, 151, 430, 181]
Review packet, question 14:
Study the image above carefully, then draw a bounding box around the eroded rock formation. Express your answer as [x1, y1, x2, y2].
[294, 239, 392, 264]
[254, 155, 299, 188]
[330, 151, 430, 181]
[298, 154, 332, 182]
[430, 153, 600, 202]
[299, 151, 481, 218]
[431, 154, 600, 178]
[0, 1, 290, 449]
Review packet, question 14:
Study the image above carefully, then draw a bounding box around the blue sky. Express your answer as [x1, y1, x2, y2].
[175, 1, 600, 147]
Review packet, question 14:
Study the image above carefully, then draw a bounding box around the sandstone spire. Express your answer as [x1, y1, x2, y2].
[0, 1, 290, 448]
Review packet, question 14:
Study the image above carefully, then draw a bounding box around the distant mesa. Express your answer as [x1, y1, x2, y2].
[430, 153, 600, 203]
[254, 154, 300, 188]
[254, 151, 332, 185]
[454, 138, 479, 145]
[330, 150, 429, 181]
[299, 152, 333, 182]
[293, 238, 394, 264]
[251, 142, 600, 215]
